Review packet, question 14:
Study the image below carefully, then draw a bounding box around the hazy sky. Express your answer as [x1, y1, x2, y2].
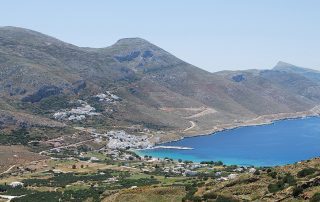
[1, 0, 319, 72]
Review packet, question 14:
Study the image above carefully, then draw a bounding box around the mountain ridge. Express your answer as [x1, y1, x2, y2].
[1, 27, 320, 140]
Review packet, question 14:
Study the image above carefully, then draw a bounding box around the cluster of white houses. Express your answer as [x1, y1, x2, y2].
[53, 100, 100, 121]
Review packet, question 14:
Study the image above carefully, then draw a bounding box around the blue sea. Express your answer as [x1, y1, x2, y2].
[137, 117, 320, 166]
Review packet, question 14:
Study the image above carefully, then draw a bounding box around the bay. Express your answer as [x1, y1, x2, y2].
[137, 117, 320, 166]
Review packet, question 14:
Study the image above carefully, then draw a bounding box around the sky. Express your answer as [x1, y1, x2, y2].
[0, 0, 320, 72]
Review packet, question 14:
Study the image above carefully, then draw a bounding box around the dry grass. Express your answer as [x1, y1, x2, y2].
[0, 145, 46, 173]
[103, 186, 186, 202]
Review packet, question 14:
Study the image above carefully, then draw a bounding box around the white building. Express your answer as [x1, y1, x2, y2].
[9, 181, 24, 188]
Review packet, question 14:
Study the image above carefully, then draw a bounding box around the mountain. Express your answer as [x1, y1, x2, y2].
[273, 61, 320, 83]
[1, 26, 320, 139]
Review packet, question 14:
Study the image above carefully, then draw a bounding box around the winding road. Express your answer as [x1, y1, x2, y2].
[184, 107, 216, 119]
[0, 165, 16, 176]
[184, 121, 196, 131]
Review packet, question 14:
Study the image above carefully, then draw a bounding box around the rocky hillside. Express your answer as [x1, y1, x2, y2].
[1, 26, 320, 138]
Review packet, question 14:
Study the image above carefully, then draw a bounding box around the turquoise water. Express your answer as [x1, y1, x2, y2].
[137, 117, 320, 166]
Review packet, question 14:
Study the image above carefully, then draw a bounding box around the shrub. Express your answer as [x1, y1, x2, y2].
[268, 182, 284, 193]
[254, 170, 261, 175]
[192, 196, 202, 202]
[268, 171, 277, 179]
[268, 173, 296, 193]
[38, 95, 71, 111]
[292, 186, 303, 197]
[118, 178, 159, 188]
[216, 161, 224, 166]
[182, 195, 201, 202]
[12, 191, 62, 202]
[203, 192, 217, 200]
[0, 185, 8, 192]
[216, 195, 239, 202]
[185, 184, 197, 194]
[22, 172, 113, 187]
[128, 156, 134, 161]
[297, 168, 316, 178]
[310, 193, 320, 202]
[0, 127, 30, 145]
[282, 173, 296, 186]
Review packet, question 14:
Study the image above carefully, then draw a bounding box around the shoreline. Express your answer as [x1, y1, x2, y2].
[152, 105, 320, 145]
[145, 146, 193, 150]
[137, 112, 320, 167]
[133, 106, 320, 167]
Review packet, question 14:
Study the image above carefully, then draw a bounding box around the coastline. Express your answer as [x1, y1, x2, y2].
[153, 105, 320, 145]
[145, 146, 193, 150]
[137, 108, 320, 166]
